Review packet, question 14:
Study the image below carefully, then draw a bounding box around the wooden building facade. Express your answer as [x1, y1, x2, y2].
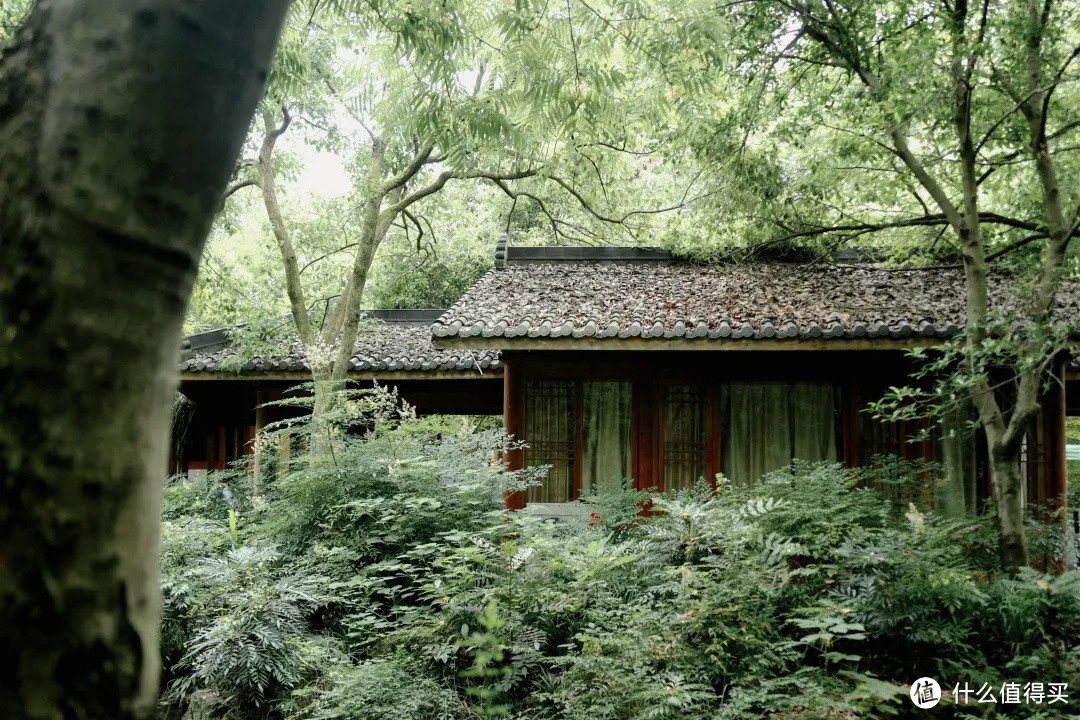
[433, 244, 1078, 513]
[172, 309, 502, 475]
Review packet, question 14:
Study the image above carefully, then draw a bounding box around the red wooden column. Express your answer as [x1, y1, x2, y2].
[1043, 361, 1067, 517]
[634, 377, 658, 492]
[502, 355, 526, 510]
[216, 426, 227, 470]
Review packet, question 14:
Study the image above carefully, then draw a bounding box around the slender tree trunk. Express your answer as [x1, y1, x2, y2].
[329, 204, 398, 383]
[308, 361, 338, 462]
[307, 205, 396, 462]
[947, 2, 1030, 570]
[0, 2, 287, 718]
[989, 447, 1030, 571]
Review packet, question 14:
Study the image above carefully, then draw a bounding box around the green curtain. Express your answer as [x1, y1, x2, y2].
[721, 382, 838, 486]
[582, 381, 633, 493]
[935, 408, 978, 514]
[792, 382, 839, 463]
[662, 384, 708, 490]
[524, 380, 576, 503]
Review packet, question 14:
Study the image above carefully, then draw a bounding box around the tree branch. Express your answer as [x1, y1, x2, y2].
[223, 178, 258, 201]
[257, 105, 314, 345]
[380, 142, 435, 195]
[299, 243, 359, 276]
[765, 211, 1040, 244]
[383, 168, 537, 216]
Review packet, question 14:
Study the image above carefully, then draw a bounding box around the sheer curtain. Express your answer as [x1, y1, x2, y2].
[936, 407, 978, 514]
[721, 382, 838, 486]
[582, 381, 633, 493]
[524, 379, 576, 503]
[662, 384, 707, 491]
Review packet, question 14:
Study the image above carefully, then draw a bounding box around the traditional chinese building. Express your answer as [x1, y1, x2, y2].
[174, 243, 1079, 522]
[173, 309, 502, 474]
[432, 243, 1080, 513]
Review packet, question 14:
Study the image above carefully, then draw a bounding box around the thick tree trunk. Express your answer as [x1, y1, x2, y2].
[0, 2, 287, 718]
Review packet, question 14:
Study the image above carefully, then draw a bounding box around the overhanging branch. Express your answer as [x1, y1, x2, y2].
[765, 211, 1041, 245]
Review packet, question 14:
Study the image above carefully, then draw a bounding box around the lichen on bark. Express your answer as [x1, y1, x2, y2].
[0, 1, 289, 717]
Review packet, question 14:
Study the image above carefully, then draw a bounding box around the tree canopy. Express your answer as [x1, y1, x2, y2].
[188, 0, 718, 333]
[183, 1, 1080, 569]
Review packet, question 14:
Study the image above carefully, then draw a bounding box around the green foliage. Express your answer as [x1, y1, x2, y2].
[0, 0, 30, 45]
[461, 600, 512, 718]
[163, 408, 1080, 720]
[363, 187, 497, 309]
[160, 388, 519, 717]
[188, 0, 711, 336]
[168, 547, 332, 711]
[289, 656, 459, 720]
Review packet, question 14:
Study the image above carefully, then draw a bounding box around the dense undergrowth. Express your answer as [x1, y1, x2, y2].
[161, 389, 1080, 719]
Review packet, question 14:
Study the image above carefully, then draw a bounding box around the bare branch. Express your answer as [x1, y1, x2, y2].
[299, 243, 360, 276]
[546, 175, 691, 224]
[762, 211, 1039, 244]
[383, 168, 537, 216]
[486, 177, 561, 242]
[403, 208, 425, 251]
[220, 179, 258, 209]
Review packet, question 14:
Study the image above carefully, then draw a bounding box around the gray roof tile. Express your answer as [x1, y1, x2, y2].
[182, 311, 500, 375]
[433, 262, 1080, 343]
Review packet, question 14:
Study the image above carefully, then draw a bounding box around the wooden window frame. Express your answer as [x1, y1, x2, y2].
[516, 364, 642, 502]
[515, 362, 726, 500]
[656, 380, 719, 492]
[523, 378, 578, 503]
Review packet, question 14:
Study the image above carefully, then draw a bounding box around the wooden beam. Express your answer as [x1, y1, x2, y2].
[1045, 365, 1067, 514]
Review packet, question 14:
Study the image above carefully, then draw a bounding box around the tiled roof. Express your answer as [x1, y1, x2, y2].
[432, 258, 1080, 344]
[181, 310, 500, 375]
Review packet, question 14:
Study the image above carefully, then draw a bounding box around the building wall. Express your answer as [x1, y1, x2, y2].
[172, 376, 503, 475]
[502, 350, 1066, 514]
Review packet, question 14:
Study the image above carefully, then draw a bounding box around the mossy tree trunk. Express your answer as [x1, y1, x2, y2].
[0, 1, 288, 718]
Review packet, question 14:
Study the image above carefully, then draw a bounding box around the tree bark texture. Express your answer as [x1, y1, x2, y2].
[988, 448, 1031, 571]
[0, 2, 288, 718]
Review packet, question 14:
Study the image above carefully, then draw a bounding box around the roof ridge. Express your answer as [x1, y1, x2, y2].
[500, 244, 674, 265]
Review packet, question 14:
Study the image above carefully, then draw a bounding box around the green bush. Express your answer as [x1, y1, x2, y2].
[161, 393, 1080, 719]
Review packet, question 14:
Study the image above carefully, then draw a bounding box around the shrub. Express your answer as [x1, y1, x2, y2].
[162, 395, 1080, 719]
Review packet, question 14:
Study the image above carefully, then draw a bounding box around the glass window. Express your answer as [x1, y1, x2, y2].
[581, 381, 633, 493]
[524, 379, 576, 502]
[721, 382, 838, 485]
[662, 384, 707, 491]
